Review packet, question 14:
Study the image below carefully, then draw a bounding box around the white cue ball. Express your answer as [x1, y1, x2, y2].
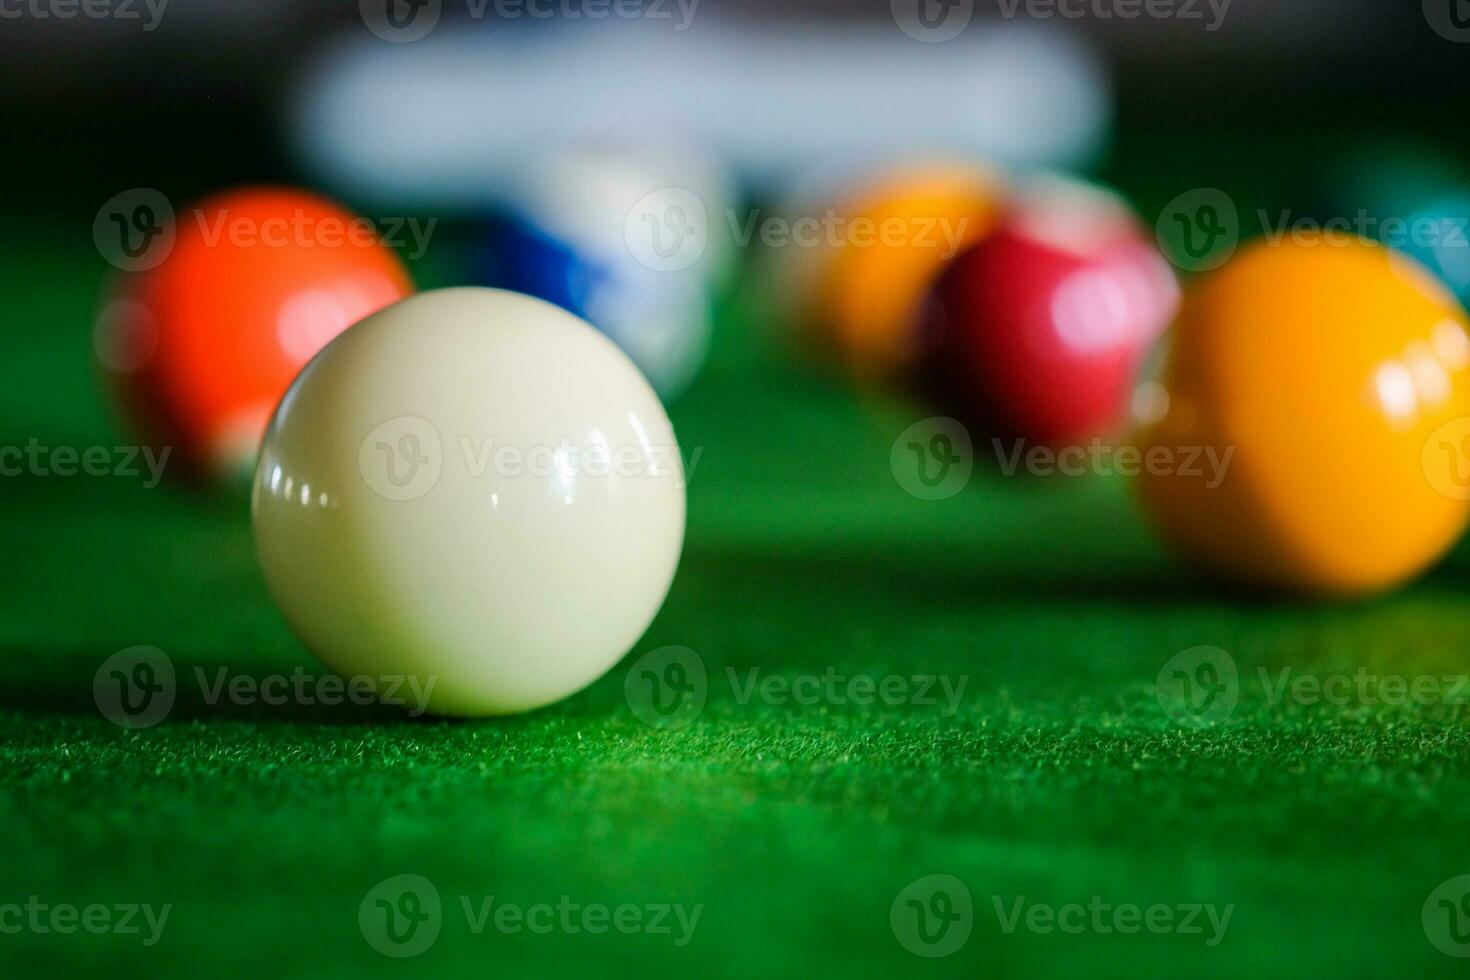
[251, 287, 686, 716]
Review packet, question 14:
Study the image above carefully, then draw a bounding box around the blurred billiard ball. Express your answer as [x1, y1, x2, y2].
[918, 175, 1179, 450]
[478, 213, 712, 400]
[1313, 141, 1470, 307]
[479, 216, 607, 317]
[96, 186, 412, 483]
[1312, 141, 1465, 234]
[1397, 195, 1470, 309]
[1136, 237, 1470, 596]
[804, 161, 1002, 382]
[474, 144, 732, 399]
[253, 288, 685, 716]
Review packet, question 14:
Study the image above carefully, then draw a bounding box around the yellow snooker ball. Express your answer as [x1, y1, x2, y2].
[1136, 236, 1470, 596]
[811, 163, 1002, 382]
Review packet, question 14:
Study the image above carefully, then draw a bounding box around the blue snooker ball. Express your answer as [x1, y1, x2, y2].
[477, 213, 712, 399]
[1398, 196, 1470, 308]
[1313, 143, 1470, 307]
[478, 216, 613, 318]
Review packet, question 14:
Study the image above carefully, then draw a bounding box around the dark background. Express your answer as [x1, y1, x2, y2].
[4, 1, 1470, 220]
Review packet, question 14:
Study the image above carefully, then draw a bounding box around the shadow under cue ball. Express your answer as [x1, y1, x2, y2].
[251, 287, 686, 716]
[1135, 237, 1470, 597]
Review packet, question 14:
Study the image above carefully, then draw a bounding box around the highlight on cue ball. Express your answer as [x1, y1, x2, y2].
[250, 287, 687, 717]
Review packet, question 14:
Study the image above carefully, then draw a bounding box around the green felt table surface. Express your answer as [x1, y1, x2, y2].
[3, 194, 1470, 979]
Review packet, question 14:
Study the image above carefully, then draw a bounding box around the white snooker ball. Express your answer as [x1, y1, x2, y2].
[251, 287, 686, 716]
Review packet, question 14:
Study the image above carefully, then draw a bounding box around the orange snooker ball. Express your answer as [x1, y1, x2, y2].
[96, 187, 413, 482]
[811, 163, 1001, 381]
[1135, 237, 1470, 596]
